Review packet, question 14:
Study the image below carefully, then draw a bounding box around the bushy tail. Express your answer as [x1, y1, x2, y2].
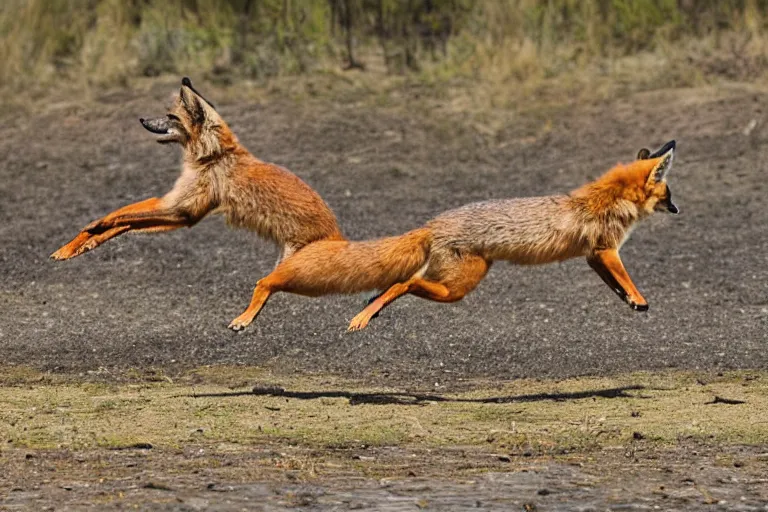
[270, 228, 432, 296]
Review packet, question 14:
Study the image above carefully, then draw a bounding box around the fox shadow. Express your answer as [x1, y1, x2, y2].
[187, 384, 646, 406]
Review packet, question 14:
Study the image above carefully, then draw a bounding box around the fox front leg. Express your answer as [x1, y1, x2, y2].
[51, 197, 173, 260]
[586, 249, 649, 311]
[85, 208, 197, 234]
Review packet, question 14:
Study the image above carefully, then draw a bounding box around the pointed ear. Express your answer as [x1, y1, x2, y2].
[646, 149, 674, 185]
[181, 77, 216, 109]
[180, 85, 206, 125]
[648, 140, 676, 159]
[636, 148, 651, 160]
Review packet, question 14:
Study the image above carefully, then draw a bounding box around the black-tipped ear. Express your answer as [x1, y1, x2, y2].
[666, 200, 679, 214]
[648, 140, 676, 159]
[636, 148, 651, 160]
[180, 76, 216, 110]
[664, 185, 679, 214]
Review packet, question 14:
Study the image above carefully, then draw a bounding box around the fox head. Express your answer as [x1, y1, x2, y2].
[572, 140, 678, 219]
[634, 140, 679, 214]
[140, 77, 236, 160]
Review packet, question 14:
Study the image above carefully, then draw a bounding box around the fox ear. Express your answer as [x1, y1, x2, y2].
[181, 78, 215, 108]
[181, 78, 219, 126]
[647, 140, 676, 159]
[646, 150, 674, 185]
[638, 140, 676, 161]
[180, 86, 206, 125]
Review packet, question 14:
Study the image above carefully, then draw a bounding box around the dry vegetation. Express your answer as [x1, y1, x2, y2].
[2, 0, 768, 104]
[1, 366, 766, 456]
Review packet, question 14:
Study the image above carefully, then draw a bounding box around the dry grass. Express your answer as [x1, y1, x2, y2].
[2, 0, 768, 106]
[1, 366, 766, 456]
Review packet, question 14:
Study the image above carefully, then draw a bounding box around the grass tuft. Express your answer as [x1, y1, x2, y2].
[2, 0, 767, 100]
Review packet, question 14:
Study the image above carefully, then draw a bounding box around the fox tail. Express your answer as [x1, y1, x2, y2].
[267, 228, 432, 296]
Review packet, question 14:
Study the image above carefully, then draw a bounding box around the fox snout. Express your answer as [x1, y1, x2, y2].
[140, 117, 171, 134]
[140, 116, 184, 144]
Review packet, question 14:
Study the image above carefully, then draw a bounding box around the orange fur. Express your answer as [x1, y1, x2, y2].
[51, 78, 344, 326]
[227, 228, 431, 329]
[228, 144, 677, 331]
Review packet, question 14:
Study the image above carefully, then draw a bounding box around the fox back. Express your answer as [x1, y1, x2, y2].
[221, 156, 343, 246]
[428, 196, 587, 264]
[428, 153, 676, 265]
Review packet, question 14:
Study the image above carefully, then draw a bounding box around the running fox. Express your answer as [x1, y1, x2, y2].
[227, 141, 678, 331]
[51, 78, 344, 326]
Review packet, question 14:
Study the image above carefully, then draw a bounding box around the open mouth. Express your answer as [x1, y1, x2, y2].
[140, 116, 180, 143]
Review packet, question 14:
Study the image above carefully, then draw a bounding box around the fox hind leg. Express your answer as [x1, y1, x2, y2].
[348, 281, 429, 331]
[229, 244, 306, 331]
[348, 254, 490, 331]
[228, 282, 273, 331]
[229, 263, 300, 331]
[51, 228, 127, 260]
[363, 292, 384, 320]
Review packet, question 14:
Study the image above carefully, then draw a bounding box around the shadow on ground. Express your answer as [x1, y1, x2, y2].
[190, 384, 646, 405]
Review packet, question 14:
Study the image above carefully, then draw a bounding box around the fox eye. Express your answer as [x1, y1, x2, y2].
[167, 114, 181, 122]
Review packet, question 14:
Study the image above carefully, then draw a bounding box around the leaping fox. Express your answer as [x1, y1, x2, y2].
[226, 141, 679, 331]
[51, 78, 345, 327]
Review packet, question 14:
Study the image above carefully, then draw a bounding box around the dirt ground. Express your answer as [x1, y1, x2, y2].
[1, 79, 767, 508]
[3, 443, 767, 510]
[1, 368, 767, 510]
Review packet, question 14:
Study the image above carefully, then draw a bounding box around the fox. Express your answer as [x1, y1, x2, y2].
[225, 141, 679, 332]
[51, 77, 344, 328]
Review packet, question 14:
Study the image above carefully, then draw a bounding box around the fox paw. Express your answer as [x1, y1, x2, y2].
[50, 246, 76, 261]
[50, 233, 94, 260]
[228, 316, 252, 331]
[629, 301, 649, 312]
[348, 313, 373, 332]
